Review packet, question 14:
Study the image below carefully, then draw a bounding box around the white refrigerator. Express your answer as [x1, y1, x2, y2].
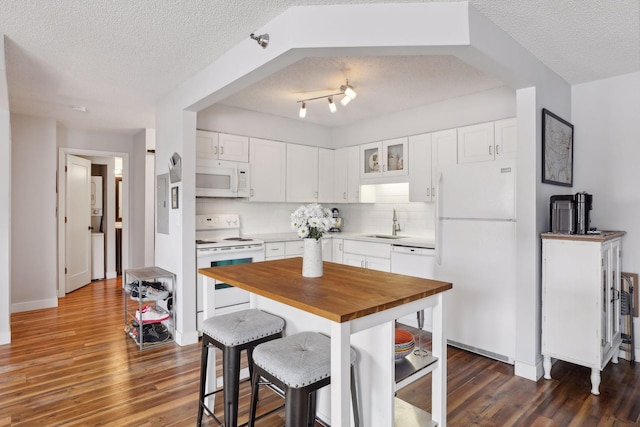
[435, 159, 517, 363]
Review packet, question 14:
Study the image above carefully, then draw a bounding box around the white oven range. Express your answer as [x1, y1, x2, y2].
[195, 214, 264, 332]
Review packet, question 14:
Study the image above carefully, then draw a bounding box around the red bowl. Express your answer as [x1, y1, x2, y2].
[395, 329, 414, 345]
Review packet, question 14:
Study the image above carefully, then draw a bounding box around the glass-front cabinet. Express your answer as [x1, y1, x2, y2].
[601, 239, 621, 359]
[360, 137, 408, 179]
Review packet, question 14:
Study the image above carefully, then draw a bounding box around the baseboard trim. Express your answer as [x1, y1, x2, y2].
[514, 359, 543, 381]
[175, 329, 199, 346]
[11, 298, 58, 313]
[0, 331, 10, 345]
[106, 271, 117, 279]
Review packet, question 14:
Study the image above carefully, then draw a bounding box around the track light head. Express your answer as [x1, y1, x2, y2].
[328, 96, 337, 113]
[249, 33, 269, 49]
[299, 101, 307, 118]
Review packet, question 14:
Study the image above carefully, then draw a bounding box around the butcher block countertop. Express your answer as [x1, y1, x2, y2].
[198, 257, 452, 323]
[541, 230, 626, 243]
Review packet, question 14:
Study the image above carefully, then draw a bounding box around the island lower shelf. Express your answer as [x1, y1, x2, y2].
[395, 350, 438, 391]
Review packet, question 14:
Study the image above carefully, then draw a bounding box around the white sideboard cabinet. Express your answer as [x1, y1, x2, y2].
[541, 231, 625, 395]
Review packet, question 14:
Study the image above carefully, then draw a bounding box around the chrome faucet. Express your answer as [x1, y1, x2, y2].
[392, 208, 401, 236]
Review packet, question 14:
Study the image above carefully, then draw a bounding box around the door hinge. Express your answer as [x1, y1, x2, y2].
[65, 267, 67, 274]
[65, 216, 67, 223]
[65, 166, 67, 172]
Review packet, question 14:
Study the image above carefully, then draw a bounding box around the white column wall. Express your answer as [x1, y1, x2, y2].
[572, 71, 640, 355]
[10, 114, 58, 312]
[0, 35, 12, 343]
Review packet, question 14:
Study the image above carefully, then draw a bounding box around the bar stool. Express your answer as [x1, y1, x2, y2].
[248, 331, 360, 427]
[198, 309, 285, 427]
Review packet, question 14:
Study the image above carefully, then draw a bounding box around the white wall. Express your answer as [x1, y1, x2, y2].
[0, 36, 12, 343]
[144, 129, 156, 266]
[10, 114, 58, 312]
[333, 86, 516, 147]
[572, 71, 640, 353]
[198, 104, 332, 148]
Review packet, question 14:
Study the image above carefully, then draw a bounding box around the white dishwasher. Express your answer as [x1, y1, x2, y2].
[391, 245, 435, 330]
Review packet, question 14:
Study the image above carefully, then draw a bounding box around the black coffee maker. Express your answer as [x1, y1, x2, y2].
[574, 192, 592, 235]
[550, 192, 592, 234]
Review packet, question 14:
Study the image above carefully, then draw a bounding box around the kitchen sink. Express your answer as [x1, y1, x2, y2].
[363, 234, 406, 239]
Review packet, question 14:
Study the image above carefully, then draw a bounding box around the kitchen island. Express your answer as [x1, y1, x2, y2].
[199, 258, 452, 426]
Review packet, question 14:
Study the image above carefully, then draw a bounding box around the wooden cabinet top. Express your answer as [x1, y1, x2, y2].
[541, 230, 625, 243]
[199, 258, 452, 323]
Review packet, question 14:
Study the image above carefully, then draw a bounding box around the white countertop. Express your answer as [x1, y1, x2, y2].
[247, 231, 435, 249]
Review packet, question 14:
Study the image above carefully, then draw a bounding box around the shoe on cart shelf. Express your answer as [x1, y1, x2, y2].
[133, 323, 170, 345]
[135, 305, 170, 324]
[127, 282, 169, 301]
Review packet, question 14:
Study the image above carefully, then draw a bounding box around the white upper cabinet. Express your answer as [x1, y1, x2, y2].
[494, 118, 517, 160]
[218, 133, 250, 162]
[457, 119, 517, 163]
[409, 133, 433, 202]
[360, 137, 408, 179]
[457, 122, 495, 163]
[249, 138, 286, 202]
[409, 129, 457, 202]
[286, 144, 319, 203]
[196, 130, 249, 162]
[317, 148, 335, 204]
[196, 130, 218, 160]
[334, 146, 360, 203]
[286, 145, 334, 203]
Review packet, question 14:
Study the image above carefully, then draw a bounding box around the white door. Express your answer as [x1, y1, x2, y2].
[66, 154, 92, 293]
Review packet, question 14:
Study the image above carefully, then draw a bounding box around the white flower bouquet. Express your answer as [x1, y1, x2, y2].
[290, 203, 335, 240]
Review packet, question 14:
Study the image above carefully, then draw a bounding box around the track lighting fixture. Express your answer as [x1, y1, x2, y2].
[296, 79, 357, 119]
[249, 33, 269, 49]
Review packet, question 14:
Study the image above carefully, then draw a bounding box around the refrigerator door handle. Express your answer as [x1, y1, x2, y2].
[435, 172, 443, 265]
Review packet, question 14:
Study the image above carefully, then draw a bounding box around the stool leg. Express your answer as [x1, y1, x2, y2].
[248, 367, 261, 427]
[285, 388, 308, 427]
[307, 391, 317, 427]
[223, 346, 242, 427]
[197, 338, 209, 426]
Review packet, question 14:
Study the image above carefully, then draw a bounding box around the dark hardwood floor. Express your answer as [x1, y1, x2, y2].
[0, 278, 638, 426]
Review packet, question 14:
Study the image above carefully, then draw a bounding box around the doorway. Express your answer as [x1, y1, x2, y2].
[57, 148, 129, 297]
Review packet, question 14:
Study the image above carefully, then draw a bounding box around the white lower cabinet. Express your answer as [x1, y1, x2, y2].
[332, 238, 344, 263]
[265, 242, 286, 260]
[342, 240, 391, 272]
[266, 238, 332, 261]
[541, 233, 624, 395]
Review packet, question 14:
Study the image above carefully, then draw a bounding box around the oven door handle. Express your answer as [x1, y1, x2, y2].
[196, 245, 265, 256]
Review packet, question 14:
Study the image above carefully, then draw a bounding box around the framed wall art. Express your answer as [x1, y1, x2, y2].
[542, 108, 574, 186]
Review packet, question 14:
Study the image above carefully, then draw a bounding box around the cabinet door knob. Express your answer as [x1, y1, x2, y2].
[220, 146, 224, 155]
[496, 145, 500, 155]
[489, 145, 492, 156]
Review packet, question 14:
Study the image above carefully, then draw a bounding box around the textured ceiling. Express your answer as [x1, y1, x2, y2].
[1, 0, 638, 133]
[218, 55, 506, 127]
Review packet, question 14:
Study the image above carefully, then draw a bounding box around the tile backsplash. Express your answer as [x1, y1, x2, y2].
[196, 198, 435, 240]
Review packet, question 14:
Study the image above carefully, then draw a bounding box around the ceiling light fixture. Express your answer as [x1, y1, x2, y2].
[296, 79, 357, 119]
[249, 33, 269, 49]
[71, 105, 87, 112]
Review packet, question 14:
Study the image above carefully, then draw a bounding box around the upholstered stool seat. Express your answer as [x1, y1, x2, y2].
[197, 309, 285, 427]
[248, 331, 359, 427]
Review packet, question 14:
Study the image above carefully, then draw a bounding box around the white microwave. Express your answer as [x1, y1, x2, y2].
[195, 159, 250, 198]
